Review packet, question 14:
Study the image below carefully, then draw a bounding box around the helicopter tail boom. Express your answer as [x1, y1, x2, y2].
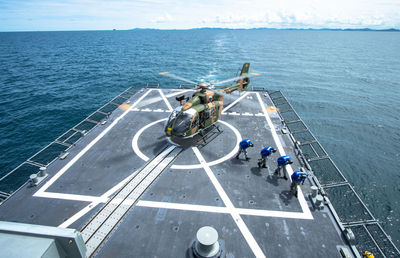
[218, 63, 252, 94]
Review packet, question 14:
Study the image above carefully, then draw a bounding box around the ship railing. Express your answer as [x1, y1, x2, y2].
[0, 85, 141, 201]
[146, 83, 160, 88]
[267, 90, 400, 258]
[179, 84, 196, 89]
[249, 86, 266, 92]
[0, 191, 10, 203]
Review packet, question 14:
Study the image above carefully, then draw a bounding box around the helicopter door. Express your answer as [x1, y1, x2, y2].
[215, 105, 220, 118]
[200, 110, 208, 127]
[210, 107, 216, 123]
[191, 114, 199, 129]
[210, 107, 215, 117]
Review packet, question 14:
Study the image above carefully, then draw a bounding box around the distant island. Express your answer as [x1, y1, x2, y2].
[130, 27, 399, 32]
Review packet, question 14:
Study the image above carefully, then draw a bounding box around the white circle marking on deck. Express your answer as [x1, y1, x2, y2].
[131, 118, 241, 169]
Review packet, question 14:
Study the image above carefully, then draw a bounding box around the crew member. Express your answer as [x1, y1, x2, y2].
[274, 155, 293, 179]
[258, 146, 276, 168]
[236, 139, 254, 160]
[290, 169, 307, 197]
[362, 251, 374, 258]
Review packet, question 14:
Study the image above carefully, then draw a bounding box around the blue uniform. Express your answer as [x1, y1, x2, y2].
[277, 156, 292, 166]
[290, 170, 308, 197]
[291, 171, 307, 183]
[236, 139, 254, 160]
[258, 146, 276, 168]
[275, 155, 292, 179]
[261, 146, 276, 158]
[239, 139, 253, 150]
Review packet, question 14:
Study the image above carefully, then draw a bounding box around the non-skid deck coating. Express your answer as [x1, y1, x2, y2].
[0, 88, 351, 257]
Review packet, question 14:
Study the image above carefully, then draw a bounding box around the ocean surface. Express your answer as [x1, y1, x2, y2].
[0, 30, 399, 247]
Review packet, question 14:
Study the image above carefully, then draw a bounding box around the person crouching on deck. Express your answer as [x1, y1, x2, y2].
[274, 155, 293, 179]
[258, 146, 276, 168]
[235, 139, 254, 160]
[290, 170, 307, 197]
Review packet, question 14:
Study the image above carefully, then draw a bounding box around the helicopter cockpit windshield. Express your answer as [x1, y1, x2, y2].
[168, 106, 182, 125]
[172, 109, 195, 135]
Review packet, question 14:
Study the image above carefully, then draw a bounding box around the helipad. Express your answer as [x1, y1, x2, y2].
[0, 87, 361, 257]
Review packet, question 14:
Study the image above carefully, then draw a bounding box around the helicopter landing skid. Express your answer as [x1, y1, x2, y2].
[197, 124, 223, 148]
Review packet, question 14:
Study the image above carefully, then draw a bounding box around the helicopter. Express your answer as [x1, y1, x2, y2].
[160, 63, 259, 138]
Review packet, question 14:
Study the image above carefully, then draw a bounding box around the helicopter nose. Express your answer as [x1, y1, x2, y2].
[165, 125, 172, 136]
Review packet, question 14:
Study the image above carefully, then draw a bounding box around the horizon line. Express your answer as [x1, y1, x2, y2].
[1, 27, 399, 33]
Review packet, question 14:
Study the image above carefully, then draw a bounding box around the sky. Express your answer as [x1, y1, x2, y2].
[0, 0, 399, 31]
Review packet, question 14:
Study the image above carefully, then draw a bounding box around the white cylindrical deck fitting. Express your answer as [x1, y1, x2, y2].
[30, 174, 38, 184]
[311, 186, 318, 198]
[315, 195, 323, 206]
[39, 167, 47, 177]
[194, 226, 220, 257]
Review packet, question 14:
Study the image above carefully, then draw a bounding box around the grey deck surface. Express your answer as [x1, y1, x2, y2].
[0, 88, 350, 257]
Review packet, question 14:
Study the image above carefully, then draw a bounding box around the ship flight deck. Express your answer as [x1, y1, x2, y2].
[1, 87, 398, 257]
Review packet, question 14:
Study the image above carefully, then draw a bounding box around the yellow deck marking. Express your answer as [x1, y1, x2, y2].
[266, 106, 279, 113]
[119, 103, 131, 110]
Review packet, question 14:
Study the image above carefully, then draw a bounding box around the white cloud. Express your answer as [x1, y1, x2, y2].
[208, 7, 396, 29]
[0, 0, 399, 31]
[151, 12, 173, 24]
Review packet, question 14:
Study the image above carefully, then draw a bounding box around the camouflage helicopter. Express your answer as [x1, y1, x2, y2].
[160, 63, 258, 138]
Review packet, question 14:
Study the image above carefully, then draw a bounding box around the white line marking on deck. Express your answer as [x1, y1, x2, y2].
[222, 92, 249, 114]
[137, 201, 230, 214]
[255, 92, 313, 220]
[136, 200, 314, 220]
[193, 147, 266, 258]
[236, 207, 312, 219]
[59, 201, 101, 228]
[132, 118, 168, 162]
[158, 89, 173, 112]
[38, 192, 106, 203]
[58, 169, 141, 228]
[34, 89, 153, 197]
[135, 90, 192, 109]
[132, 119, 241, 169]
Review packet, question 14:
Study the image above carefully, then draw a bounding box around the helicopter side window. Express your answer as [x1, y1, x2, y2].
[210, 107, 215, 117]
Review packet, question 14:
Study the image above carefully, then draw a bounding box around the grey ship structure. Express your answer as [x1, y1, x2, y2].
[0, 80, 399, 257]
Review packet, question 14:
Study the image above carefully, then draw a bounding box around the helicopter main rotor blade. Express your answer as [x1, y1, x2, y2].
[213, 75, 246, 86]
[213, 72, 261, 86]
[159, 72, 198, 85]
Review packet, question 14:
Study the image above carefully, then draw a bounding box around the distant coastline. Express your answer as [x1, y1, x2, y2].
[1, 27, 399, 33]
[130, 27, 400, 32]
